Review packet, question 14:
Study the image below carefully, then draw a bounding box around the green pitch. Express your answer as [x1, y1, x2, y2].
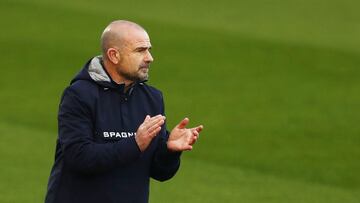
[0, 0, 359, 202]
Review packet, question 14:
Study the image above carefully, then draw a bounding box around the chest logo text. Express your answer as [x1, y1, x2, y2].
[103, 131, 136, 138]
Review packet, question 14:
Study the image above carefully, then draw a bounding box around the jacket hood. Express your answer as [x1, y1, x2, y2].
[71, 56, 147, 92]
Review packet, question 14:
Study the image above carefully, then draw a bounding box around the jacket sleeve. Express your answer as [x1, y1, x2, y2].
[150, 94, 181, 181]
[58, 87, 141, 175]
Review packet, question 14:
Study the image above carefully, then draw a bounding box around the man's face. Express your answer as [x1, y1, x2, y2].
[116, 30, 153, 82]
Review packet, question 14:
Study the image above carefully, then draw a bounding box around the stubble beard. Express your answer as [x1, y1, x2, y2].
[136, 67, 149, 81]
[118, 66, 149, 82]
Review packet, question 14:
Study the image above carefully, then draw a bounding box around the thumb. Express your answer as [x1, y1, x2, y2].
[144, 115, 150, 122]
[177, 117, 189, 129]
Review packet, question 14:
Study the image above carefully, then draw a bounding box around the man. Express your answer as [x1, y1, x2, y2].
[45, 20, 203, 203]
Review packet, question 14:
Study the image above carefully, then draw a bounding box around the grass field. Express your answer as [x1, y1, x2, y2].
[1, 0, 360, 202]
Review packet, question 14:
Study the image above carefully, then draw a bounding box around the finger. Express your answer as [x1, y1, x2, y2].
[147, 119, 165, 134]
[144, 115, 165, 129]
[178, 143, 193, 151]
[189, 135, 198, 145]
[184, 145, 193, 151]
[193, 125, 203, 133]
[146, 114, 162, 123]
[192, 130, 199, 138]
[177, 117, 189, 129]
[148, 126, 162, 138]
[139, 115, 150, 129]
[142, 115, 151, 123]
[149, 116, 165, 128]
[193, 133, 200, 139]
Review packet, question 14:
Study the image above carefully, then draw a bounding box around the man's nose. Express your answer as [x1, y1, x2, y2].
[145, 51, 154, 63]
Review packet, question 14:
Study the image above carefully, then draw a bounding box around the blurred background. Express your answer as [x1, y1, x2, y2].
[0, 0, 359, 202]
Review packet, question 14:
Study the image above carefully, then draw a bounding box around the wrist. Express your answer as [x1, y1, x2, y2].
[135, 135, 145, 152]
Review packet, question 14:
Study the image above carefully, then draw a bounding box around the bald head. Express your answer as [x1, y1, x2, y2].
[99, 20, 153, 85]
[101, 20, 146, 58]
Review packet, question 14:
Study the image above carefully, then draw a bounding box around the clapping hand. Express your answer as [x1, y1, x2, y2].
[167, 118, 203, 152]
[136, 115, 166, 152]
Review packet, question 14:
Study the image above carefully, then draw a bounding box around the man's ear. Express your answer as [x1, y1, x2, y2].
[107, 48, 120, 64]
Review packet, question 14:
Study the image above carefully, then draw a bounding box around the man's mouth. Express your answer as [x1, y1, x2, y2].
[140, 64, 150, 69]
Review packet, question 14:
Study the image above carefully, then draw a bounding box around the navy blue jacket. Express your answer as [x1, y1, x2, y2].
[45, 56, 181, 203]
